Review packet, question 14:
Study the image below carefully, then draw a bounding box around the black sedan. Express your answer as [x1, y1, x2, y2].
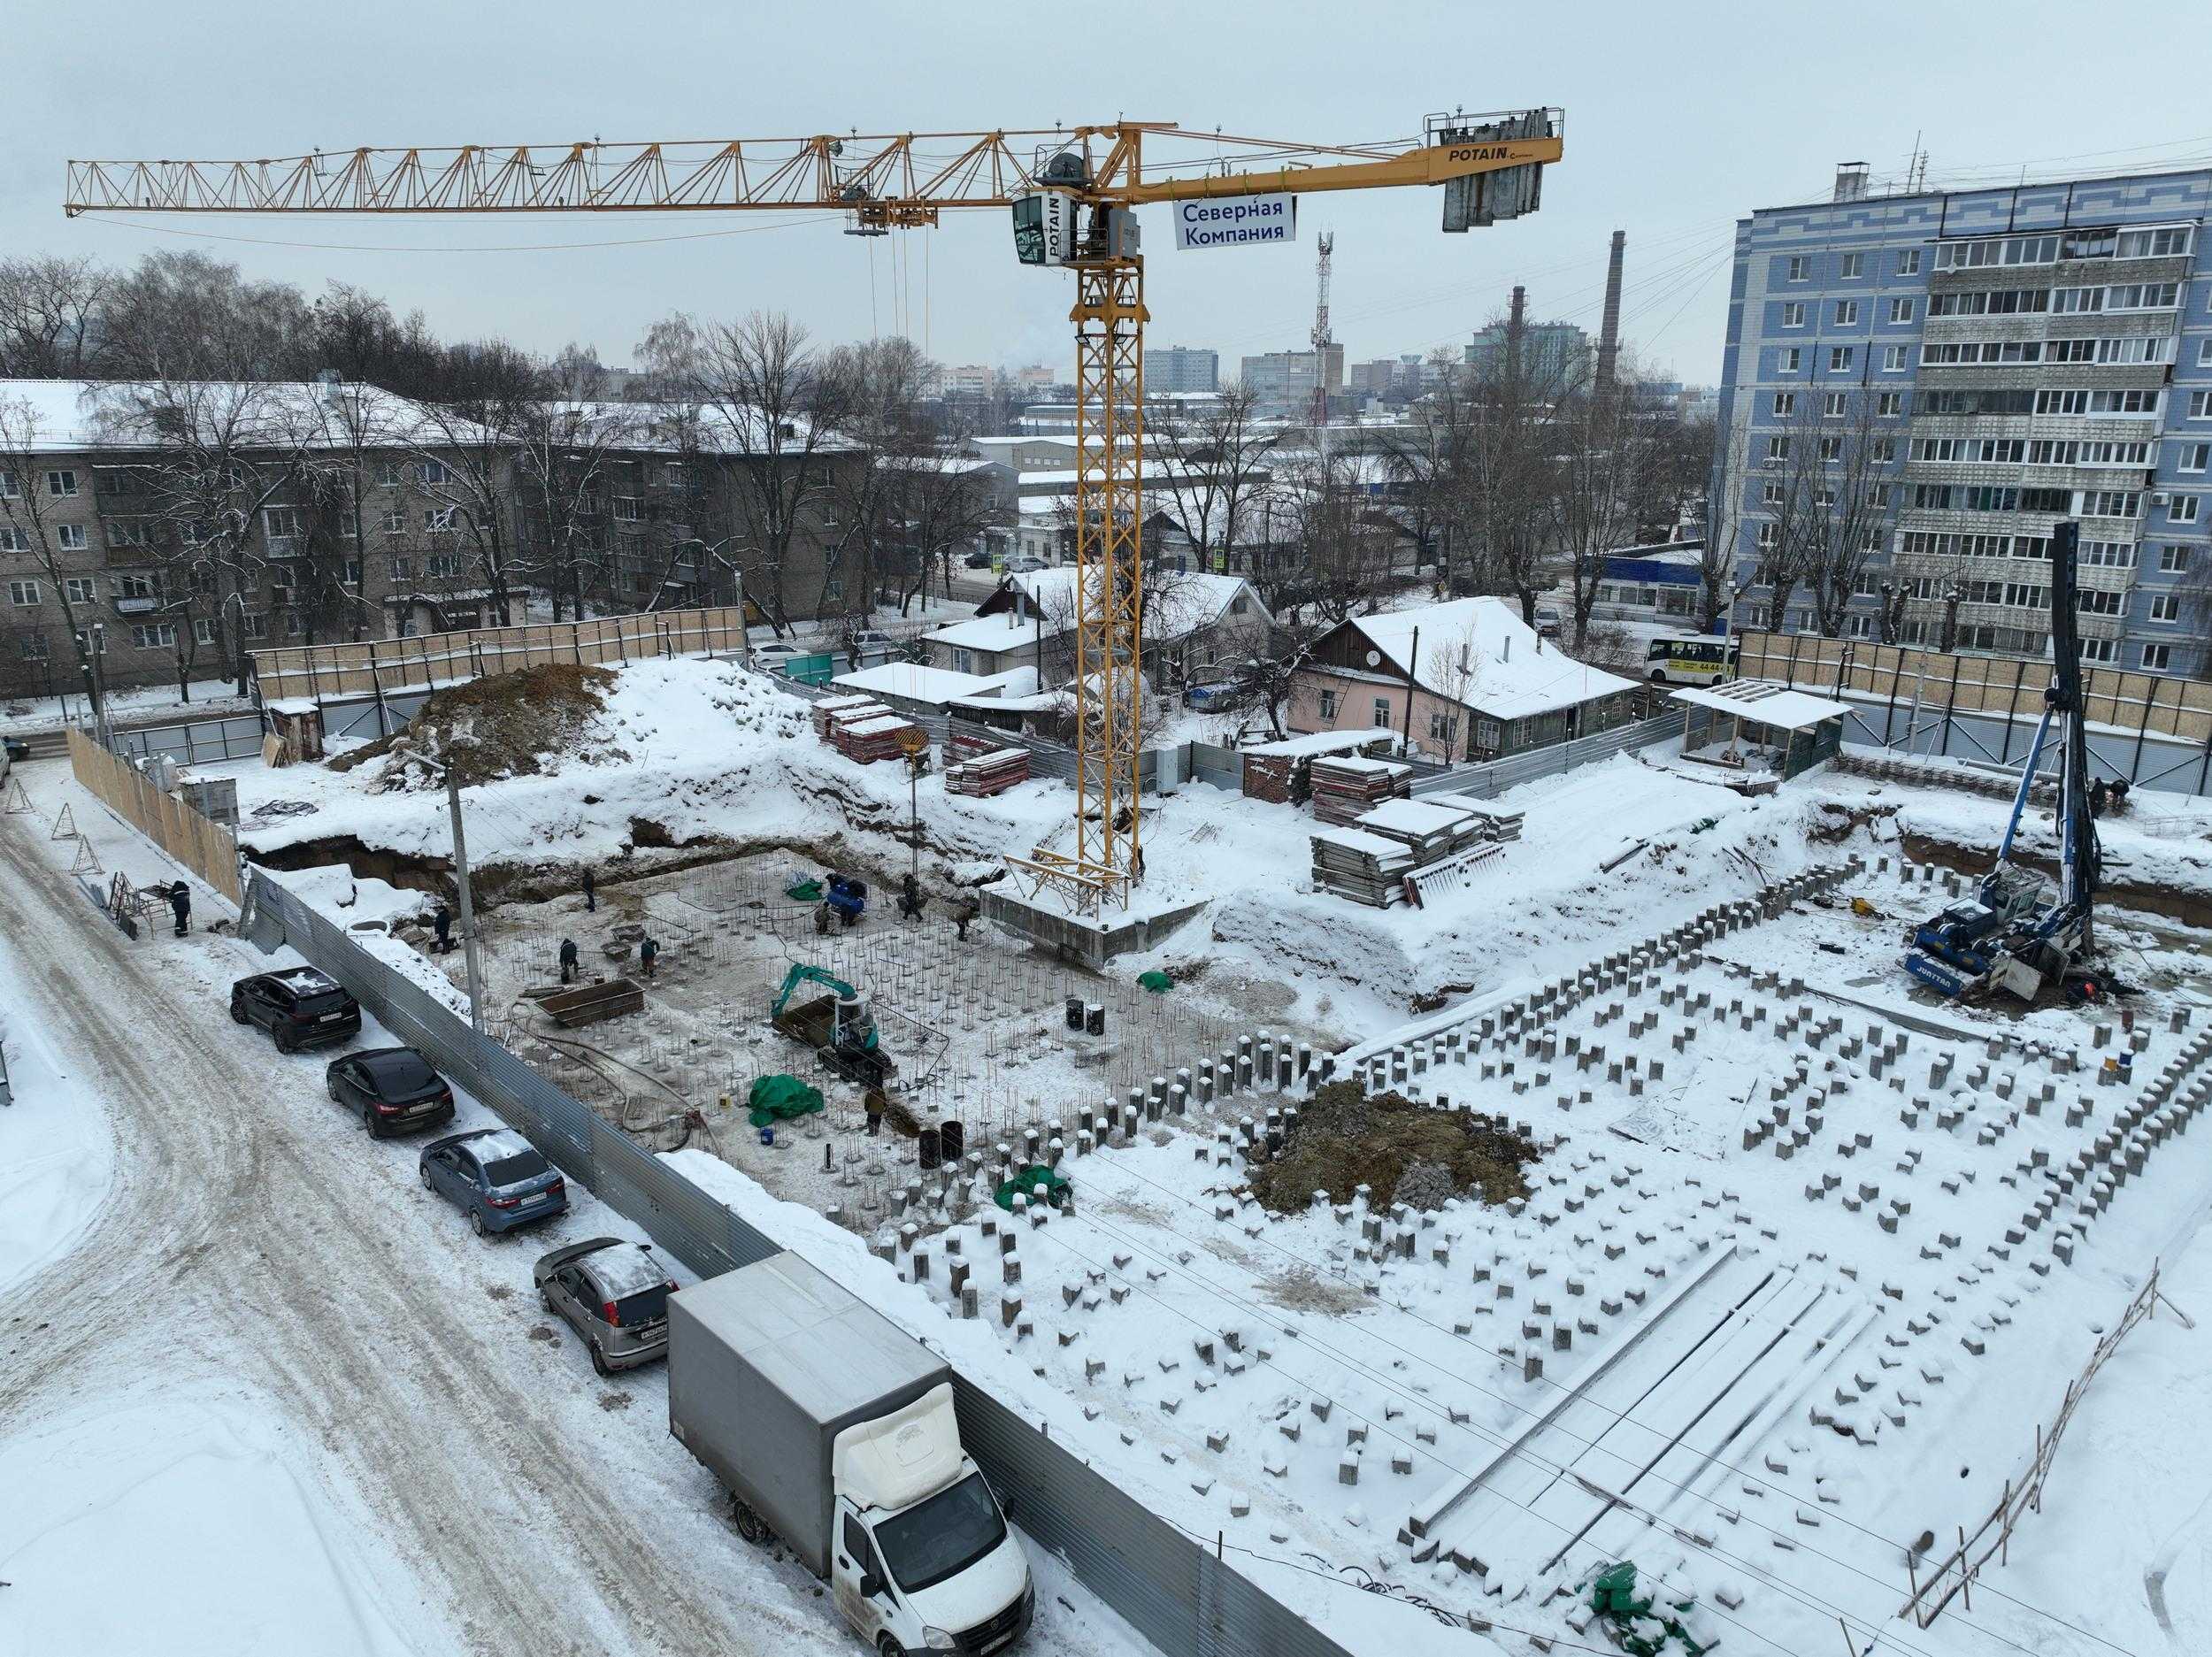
[326, 1047, 456, 1138]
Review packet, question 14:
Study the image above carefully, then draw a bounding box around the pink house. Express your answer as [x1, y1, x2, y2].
[1286, 597, 1641, 762]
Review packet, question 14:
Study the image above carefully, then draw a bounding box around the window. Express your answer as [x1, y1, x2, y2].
[423, 507, 457, 533]
[266, 561, 297, 589]
[62, 577, 95, 604]
[663, 462, 688, 487]
[1828, 346, 1855, 372]
[2081, 490, 2142, 518]
[1933, 234, 2059, 271]
[18, 631, 46, 660]
[612, 495, 642, 523]
[1833, 300, 1859, 326]
[1778, 347, 1802, 372]
[1371, 697, 1392, 729]
[1762, 482, 1785, 506]
[1930, 288, 2049, 318]
[1821, 392, 1847, 418]
[2078, 588, 2126, 616]
[56, 524, 86, 551]
[1318, 689, 1337, 720]
[2080, 637, 2117, 664]
[1922, 340, 2044, 365]
[375, 460, 402, 487]
[1895, 249, 1921, 276]
[262, 505, 302, 541]
[342, 557, 362, 587]
[2171, 495, 2202, 525]
[193, 618, 215, 646]
[2040, 388, 2160, 418]
[284, 610, 304, 638]
[2200, 339, 2212, 368]
[242, 612, 267, 640]
[129, 622, 177, 649]
[380, 510, 407, 534]
[2116, 226, 2193, 258]
[1883, 345, 1909, 372]
[2161, 545, 2192, 574]
[1818, 435, 1843, 463]
[2080, 541, 2135, 569]
[2150, 594, 2182, 624]
[105, 518, 156, 549]
[1840, 252, 1864, 280]
[44, 469, 78, 498]
[389, 556, 412, 580]
[1886, 297, 1914, 324]
[0, 472, 16, 499]
[413, 459, 451, 487]
[2142, 642, 2173, 671]
[1428, 710, 1457, 744]
[1786, 256, 1809, 282]
[1876, 392, 1902, 418]
[7, 579, 39, 606]
[1772, 392, 1797, 418]
[2002, 582, 2048, 610]
[428, 550, 462, 579]
[338, 508, 359, 538]
[1781, 302, 1807, 328]
[2191, 392, 2212, 421]
[1765, 435, 1791, 463]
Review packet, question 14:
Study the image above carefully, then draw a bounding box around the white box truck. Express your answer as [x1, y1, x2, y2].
[669, 1254, 1034, 1657]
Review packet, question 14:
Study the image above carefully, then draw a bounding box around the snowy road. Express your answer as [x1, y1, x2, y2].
[0, 789, 1147, 1657]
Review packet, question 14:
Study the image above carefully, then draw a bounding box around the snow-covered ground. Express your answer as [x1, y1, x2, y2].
[27, 646, 2212, 1657]
[0, 757, 1156, 1657]
[0, 678, 249, 736]
[0, 954, 113, 1299]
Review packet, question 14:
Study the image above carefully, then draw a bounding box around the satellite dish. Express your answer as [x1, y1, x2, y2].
[1364, 649, 1382, 669]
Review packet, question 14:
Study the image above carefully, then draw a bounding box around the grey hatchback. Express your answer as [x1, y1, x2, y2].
[419, 1128, 568, 1237]
[533, 1238, 676, 1375]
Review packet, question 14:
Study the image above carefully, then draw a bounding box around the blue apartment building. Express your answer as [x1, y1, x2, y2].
[1717, 168, 2212, 674]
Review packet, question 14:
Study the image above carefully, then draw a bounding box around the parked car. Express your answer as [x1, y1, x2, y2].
[419, 1127, 568, 1237]
[3, 736, 28, 763]
[534, 1237, 678, 1375]
[1006, 555, 1047, 574]
[1534, 607, 1563, 640]
[846, 629, 896, 653]
[326, 1046, 455, 1137]
[750, 641, 808, 667]
[230, 968, 361, 1053]
[963, 549, 995, 570]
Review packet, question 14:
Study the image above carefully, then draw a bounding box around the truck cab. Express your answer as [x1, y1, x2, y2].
[830, 1386, 1033, 1655]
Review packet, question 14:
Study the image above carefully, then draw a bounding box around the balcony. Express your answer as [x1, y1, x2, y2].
[112, 594, 161, 616]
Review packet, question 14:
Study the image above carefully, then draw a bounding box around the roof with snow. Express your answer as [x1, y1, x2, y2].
[1671, 679, 1850, 731]
[1325, 597, 1640, 722]
[830, 662, 1037, 708]
[549, 399, 860, 455]
[0, 378, 505, 453]
[1001, 567, 1270, 643]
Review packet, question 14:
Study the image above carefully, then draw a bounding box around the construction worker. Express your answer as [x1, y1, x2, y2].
[814, 900, 833, 937]
[168, 880, 191, 938]
[897, 872, 926, 922]
[954, 892, 981, 942]
[432, 903, 454, 954]
[558, 937, 579, 985]
[639, 934, 660, 978]
[580, 867, 596, 912]
[2110, 777, 2131, 813]
[2089, 777, 2108, 818]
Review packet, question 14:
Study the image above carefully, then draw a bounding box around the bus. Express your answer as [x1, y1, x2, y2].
[1644, 634, 1739, 685]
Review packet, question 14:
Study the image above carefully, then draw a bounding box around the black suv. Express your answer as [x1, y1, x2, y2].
[230, 968, 361, 1052]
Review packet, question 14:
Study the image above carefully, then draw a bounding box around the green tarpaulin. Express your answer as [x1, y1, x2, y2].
[995, 1163, 1070, 1211]
[1136, 970, 1173, 994]
[787, 878, 825, 902]
[747, 1073, 825, 1130]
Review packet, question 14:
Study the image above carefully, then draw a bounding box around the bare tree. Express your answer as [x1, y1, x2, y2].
[1551, 383, 1656, 652]
[1215, 621, 1322, 740]
[0, 257, 111, 379]
[505, 399, 635, 622]
[1460, 317, 1573, 623]
[1800, 392, 1904, 638]
[1689, 411, 1745, 635]
[1277, 448, 1404, 624]
[0, 393, 104, 710]
[101, 250, 310, 380]
[1378, 349, 1482, 595]
[637, 310, 856, 634]
[396, 343, 541, 625]
[1151, 381, 1279, 576]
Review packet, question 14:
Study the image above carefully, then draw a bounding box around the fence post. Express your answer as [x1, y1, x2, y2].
[2132, 674, 2162, 786]
[1939, 653, 1963, 759]
[1999, 658, 2027, 765]
[368, 641, 390, 739]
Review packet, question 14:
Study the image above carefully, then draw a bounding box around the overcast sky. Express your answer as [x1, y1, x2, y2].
[6, 1, 2208, 388]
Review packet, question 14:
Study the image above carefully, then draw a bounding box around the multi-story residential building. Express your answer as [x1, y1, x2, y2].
[1239, 346, 1345, 416]
[1463, 318, 1590, 387]
[1147, 346, 1220, 394]
[1717, 166, 2212, 674]
[0, 377, 511, 701]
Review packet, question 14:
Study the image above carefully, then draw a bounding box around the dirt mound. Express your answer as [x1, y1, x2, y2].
[1248, 1081, 1540, 1215]
[329, 664, 620, 789]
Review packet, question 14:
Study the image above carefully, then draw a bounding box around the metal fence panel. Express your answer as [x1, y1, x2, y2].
[106, 713, 267, 767]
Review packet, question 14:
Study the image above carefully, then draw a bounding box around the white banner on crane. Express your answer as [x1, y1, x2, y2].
[1173, 194, 1298, 250]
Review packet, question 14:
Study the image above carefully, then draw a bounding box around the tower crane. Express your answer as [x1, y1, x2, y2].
[66, 110, 1563, 912]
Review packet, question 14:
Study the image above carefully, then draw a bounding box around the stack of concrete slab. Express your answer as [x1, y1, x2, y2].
[1355, 797, 1485, 863]
[1310, 826, 1417, 907]
[1425, 791, 1525, 843]
[1240, 730, 1395, 806]
[810, 694, 884, 740]
[832, 713, 923, 765]
[1310, 756, 1413, 825]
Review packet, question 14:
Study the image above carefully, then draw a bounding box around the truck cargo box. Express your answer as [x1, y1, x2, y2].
[668, 1254, 949, 1577]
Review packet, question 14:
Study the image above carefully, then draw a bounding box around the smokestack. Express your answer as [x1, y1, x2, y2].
[1832, 162, 1870, 203]
[1595, 231, 1625, 398]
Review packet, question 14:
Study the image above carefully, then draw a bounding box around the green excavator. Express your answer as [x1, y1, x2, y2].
[769, 963, 892, 1087]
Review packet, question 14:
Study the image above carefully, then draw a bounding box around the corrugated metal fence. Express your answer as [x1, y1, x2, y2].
[242, 867, 1350, 1657]
[1407, 710, 1688, 800]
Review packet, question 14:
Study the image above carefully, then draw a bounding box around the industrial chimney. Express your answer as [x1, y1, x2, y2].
[1594, 231, 1625, 398]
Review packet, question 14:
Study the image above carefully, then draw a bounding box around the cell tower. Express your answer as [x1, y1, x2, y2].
[1310, 231, 1334, 429]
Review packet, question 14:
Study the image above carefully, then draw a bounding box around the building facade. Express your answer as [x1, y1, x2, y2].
[1463, 318, 1590, 387]
[1148, 347, 1220, 395]
[1239, 346, 1345, 415]
[1717, 168, 2212, 675]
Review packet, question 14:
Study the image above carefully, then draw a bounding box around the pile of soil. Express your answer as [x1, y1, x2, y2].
[329, 664, 621, 789]
[1248, 1081, 1540, 1215]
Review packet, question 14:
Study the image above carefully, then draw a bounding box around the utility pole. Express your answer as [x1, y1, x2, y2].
[444, 768, 487, 1036]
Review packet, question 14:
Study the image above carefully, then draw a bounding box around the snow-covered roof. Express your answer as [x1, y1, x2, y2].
[549, 399, 860, 455]
[1671, 679, 1851, 731]
[925, 610, 1056, 652]
[1003, 567, 1268, 644]
[1244, 729, 1390, 760]
[1335, 597, 1640, 721]
[464, 1128, 535, 1164]
[581, 1241, 669, 1300]
[830, 662, 1033, 709]
[270, 966, 341, 994]
[0, 378, 505, 453]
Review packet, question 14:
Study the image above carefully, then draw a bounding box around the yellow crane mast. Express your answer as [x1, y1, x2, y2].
[66, 111, 1563, 912]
